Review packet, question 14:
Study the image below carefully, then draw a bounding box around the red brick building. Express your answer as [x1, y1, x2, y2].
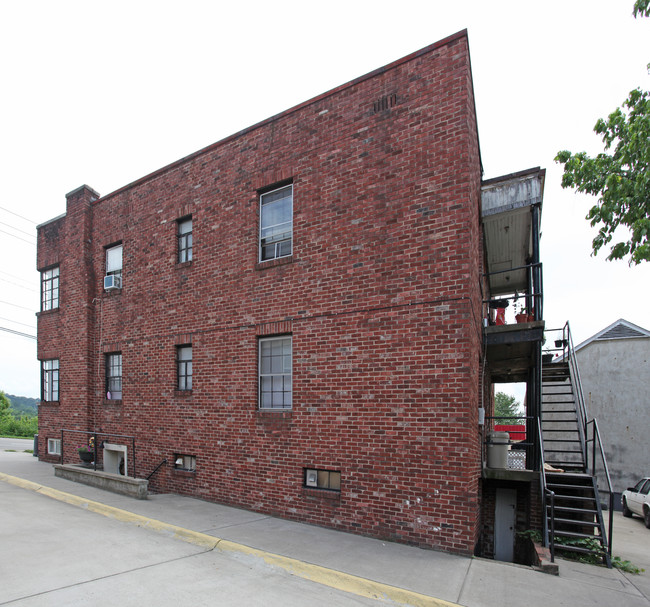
[37, 30, 547, 557]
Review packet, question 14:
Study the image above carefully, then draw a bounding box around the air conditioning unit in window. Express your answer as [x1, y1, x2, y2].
[305, 469, 318, 487]
[104, 275, 121, 290]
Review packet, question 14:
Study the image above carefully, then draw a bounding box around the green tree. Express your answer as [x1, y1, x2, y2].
[494, 392, 522, 424]
[555, 3, 649, 264]
[0, 391, 11, 416]
[634, 0, 649, 18]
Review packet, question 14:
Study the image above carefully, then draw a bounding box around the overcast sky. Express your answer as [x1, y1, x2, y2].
[0, 0, 648, 399]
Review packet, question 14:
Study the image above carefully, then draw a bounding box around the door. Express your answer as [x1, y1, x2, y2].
[494, 488, 517, 562]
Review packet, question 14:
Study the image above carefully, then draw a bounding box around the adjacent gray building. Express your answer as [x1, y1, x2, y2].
[573, 319, 650, 500]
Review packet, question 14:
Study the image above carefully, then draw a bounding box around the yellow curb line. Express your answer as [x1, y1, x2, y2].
[0, 472, 459, 607]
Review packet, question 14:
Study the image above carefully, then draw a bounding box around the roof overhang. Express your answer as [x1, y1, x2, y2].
[481, 168, 545, 295]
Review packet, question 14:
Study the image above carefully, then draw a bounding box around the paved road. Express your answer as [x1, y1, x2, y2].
[0, 476, 377, 606]
[1, 440, 648, 607]
[0, 437, 34, 452]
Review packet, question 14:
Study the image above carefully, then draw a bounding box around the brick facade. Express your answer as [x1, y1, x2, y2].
[37, 31, 487, 554]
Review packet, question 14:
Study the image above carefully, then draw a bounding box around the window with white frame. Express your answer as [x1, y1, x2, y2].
[41, 266, 59, 311]
[106, 244, 123, 277]
[106, 353, 122, 400]
[177, 345, 192, 390]
[259, 336, 292, 409]
[48, 438, 61, 456]
[41, 359, 59, 401]
[178, 217, 193, 263]
[260, 184, 292, 261]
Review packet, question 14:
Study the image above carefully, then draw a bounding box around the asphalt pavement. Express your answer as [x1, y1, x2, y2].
[1, 438, 648, 606]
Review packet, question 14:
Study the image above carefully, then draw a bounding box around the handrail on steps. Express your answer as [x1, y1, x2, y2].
[544, 322, 613, 563]
[586, 418, 614, 558]
[537, 417, 555, 561]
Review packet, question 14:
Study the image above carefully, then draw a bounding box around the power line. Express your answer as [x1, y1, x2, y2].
[0, 277, 37, 292]
[0, 269, 35, 285]
[0, 300, 35, 312]
[0, 221, 36, 239]
[0, 205, 37, 224]
[0, 228, 35, 246]
[0, 326, 36, 340]
[0, 316, 36, 329]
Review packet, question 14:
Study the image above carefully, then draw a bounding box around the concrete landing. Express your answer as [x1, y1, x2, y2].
[54, 463, 148, 499]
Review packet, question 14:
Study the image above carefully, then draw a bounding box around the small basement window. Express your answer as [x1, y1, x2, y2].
[304, 468, 341, 491]
[174, 454, 196, 472]
[48, 438, 61, 456]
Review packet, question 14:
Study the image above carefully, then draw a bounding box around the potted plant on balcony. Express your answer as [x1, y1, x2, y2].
[78, 437, 95, 464]
[515, 302, 530, 324]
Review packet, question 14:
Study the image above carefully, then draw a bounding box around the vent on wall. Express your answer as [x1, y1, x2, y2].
[373, 93, 398, 113]
[598, 324, 648, 340]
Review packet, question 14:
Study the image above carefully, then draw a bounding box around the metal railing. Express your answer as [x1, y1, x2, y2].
[60, 429, 137, 478]
[483, 415, 535, 471]
[483, 262, 544, 324]
[586, 419, 614, 558]
[544, 323, 588, 464]
[542, 322, 613, 561]
[537, 417, 555, 561]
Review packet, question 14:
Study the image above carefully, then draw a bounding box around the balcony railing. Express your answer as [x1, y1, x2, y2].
[483, 262, 543, 325]
[483, 415, 538, 472]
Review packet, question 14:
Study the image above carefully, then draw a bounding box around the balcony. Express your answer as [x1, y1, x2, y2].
[481, 167, 545, 475]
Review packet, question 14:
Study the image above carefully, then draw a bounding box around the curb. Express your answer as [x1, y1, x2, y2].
[0, 472, 460, 607]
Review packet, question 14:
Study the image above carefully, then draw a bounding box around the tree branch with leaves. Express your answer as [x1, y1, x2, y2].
[555, 2, 649, 264]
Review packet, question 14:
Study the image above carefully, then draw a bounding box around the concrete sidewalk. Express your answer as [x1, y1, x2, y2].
[1, 443, 648, 607]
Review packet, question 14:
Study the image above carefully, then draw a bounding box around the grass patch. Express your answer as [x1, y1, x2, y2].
[612, 556, 645, 574]
[517, 530, 644, 573]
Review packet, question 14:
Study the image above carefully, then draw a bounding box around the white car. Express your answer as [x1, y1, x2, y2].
[622, 477, 650, 528]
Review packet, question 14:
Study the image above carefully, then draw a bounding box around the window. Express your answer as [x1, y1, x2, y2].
[41, 266, 59, 311]
[260, 184, 292, 261]
[259, 336, 292, 409]
[177, 345, 192, 390]
[174, 454, 196, 471]
[47, 438, 61, 456]
[178, 218, 193, 263]
[106, 353, 122, 400]
[304, 468, 341, 491]
[106, 244, 123, 277]
[41, 359, 59, 401]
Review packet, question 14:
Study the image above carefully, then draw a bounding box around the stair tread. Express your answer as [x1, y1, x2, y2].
[544, 449, 584, 453]
[541, 410, 578, 413]
[546, 495, 597, 503]
[547, 504, 598, 513]
[552, 529, 603, 540]
[551, 544, 604, 555]
[550, 517, 598, 526]
[546, 485, 596, 494]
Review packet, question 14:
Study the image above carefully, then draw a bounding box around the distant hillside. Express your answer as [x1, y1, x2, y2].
[5, 394, 38, 416]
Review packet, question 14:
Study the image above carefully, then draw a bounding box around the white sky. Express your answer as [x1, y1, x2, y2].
[0, 0, 648, 399]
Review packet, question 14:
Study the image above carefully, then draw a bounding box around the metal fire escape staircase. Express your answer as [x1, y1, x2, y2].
[540, 324, 613, 567]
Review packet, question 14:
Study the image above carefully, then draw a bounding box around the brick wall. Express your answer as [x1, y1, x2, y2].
[37, 31, 485, 554]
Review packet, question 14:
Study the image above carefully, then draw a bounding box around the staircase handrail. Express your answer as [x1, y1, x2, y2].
[562, 322, 588, 464]
[537, 417, 554, 559]
[586, 418, 614, 558]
